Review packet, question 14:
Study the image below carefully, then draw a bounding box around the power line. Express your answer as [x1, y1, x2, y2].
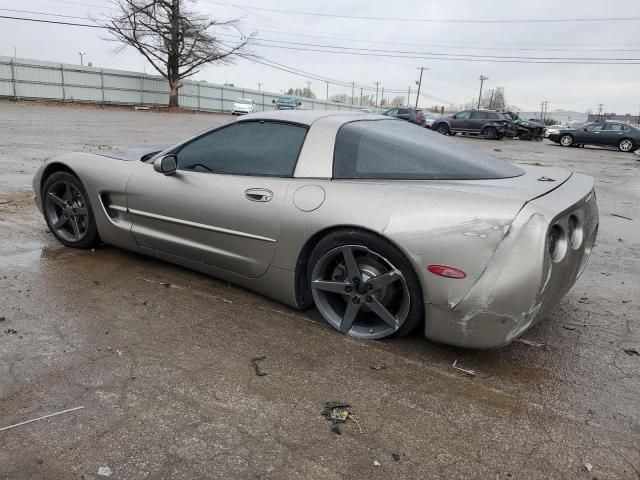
[204, 1, 640, 24]
[3, 15, 640, 65]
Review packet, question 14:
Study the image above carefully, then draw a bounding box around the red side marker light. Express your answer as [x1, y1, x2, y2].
[427, 265, 467, 279]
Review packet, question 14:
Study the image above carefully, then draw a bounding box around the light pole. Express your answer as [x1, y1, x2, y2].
[78, 51, 86, 66]
[415, 66, 428, 108]
[325, 81, 329, 102]
[374, 82, 380, 107]
[257, 83, 262, 91]
[351, 81, 355, 105]
[598, 103, 603, 121]
[477, 75, 488, 109]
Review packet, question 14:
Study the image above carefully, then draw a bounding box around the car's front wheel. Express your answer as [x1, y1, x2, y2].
[308, 230, 423, 340]
[618, 138, 635, 152]
[42, 172, 99, 249]
[560, 134, 574, 147]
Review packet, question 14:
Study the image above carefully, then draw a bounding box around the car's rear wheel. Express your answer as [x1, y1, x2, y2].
[618, 138, 635, 152]
[42, 172, 99, 249]
[482, 126, 498, 140]
[308, 230, 423, 340]
[435, 123, 450, 135]
[560, 134, 574, 147]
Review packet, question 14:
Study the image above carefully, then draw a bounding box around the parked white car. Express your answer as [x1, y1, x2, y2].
[232, 98, 255, 115]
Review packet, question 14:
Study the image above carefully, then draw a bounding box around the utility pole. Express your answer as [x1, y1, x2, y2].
[598, 103, 603, 121]
[381, 87, 385, 107]
[360, 86, 363, 107]
[78, 51, 86, 66]
[374, 82, 380, 107]
[415, 66, 428, 108]
[477, 75, 488, 109]
[407, 86, 411, 107]
[305, 81, 311, 97]
[257, 83, 262, 91]
[325, 81, 329, 102]
[13, 46, 16, 58]
[351, 81, 355, 105]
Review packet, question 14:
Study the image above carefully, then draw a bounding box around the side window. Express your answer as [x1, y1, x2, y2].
[455, 111, 471, 119]
[470, 111, 486, 119]
[605, 123, 624, 131]
[587, 123, 605, 132]
[486, 112, 500, 119]
[397, 108, 409, 115]
[176, 121, 307, 177]
[384, 109, 398, 116]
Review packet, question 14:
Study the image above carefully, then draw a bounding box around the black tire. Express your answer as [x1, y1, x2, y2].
[435, 123, 450, 135]
[449, 132, 457, 136]
[559, 134, 574, 147]
[42, 172, 99, 249]
[482, 126, 498, 140]
[308, 229, 423, 339]
[618, 138, 636, 153]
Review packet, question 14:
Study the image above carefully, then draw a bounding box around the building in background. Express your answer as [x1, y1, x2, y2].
[586, 112, 640, 125]
[517, 109, 588, 125]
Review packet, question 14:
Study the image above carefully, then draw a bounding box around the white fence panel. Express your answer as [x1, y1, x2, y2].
[0, 56, 364, 113]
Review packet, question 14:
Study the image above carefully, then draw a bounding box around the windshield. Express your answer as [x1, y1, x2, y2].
[278, 96, 298, 104]
[333, 119, 524, 180]
[236, 99, 252, 105]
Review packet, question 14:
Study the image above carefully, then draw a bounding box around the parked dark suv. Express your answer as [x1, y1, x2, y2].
[382, 107, 425, 126]
[432, 109, 513, 139]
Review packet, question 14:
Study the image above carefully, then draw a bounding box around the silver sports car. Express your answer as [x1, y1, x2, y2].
[32, 111, 598, 348]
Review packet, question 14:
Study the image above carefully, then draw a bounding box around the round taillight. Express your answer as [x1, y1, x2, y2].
[548, 224, 567, 262]
[427, 265, 467, 279]
[567, 215, 583, 249]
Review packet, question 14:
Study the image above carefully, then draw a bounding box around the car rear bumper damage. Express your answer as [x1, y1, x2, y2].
[424, 174, 598, 349]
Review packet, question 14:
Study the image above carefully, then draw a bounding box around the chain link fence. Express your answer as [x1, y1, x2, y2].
[0, 56, 363, 113]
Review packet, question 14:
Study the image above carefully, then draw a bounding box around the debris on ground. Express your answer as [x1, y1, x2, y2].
[0, 406, 85, 432]
[493, 148, 502, 152]
[452, 359, 476, 377]
[321, 402, 355, 434]
[583, 462, 593, 473]
[515, 338, 548, 349]
[0, 316, 5, 322]
[623, 348, 639, 356]
[392, 453, 401, 461]
[4, 328, 17, 335]
[250, 356, 267, 376]
[97, 465, 113, 477]
[563, 325, 577, 331]
[622, 300, 631, 303]
[579, 297, 590, 304]
[369, 364, 386, 370]
[610, 213, 633, 221]
[373, 460, 381, 467]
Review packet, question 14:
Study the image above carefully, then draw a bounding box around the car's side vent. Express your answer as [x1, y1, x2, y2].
[100, 193, 128, 221]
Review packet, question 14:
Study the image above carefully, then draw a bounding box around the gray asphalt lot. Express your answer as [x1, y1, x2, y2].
[0, 101, 639, 479]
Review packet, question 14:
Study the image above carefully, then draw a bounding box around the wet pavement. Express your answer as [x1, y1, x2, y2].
[1, 102, 639, 479]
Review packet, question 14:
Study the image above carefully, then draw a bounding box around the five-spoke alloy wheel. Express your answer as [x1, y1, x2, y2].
[43, 172, 99, 248]
[309, 231, 423, 340]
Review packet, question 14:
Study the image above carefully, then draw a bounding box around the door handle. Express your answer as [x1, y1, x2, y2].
[245, 188, 273, 202]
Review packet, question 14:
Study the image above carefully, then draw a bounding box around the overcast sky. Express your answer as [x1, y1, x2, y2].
[1, 0, 639, 113]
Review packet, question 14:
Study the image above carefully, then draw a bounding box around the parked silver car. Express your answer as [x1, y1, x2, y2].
[32, 111, 598, 348]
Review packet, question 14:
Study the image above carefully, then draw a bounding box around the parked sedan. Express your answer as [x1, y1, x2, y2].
[422, 112, 442, 128]
[382, 107, 425, 126]
[32, 111, 598, 349]
[231, 98, 255, 115]
[547, 121, 640, 152]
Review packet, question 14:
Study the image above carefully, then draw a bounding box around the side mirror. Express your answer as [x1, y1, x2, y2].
[272, 99, 276, 104]
[298, 101, 302, 106]
[153, 154, 178, 176]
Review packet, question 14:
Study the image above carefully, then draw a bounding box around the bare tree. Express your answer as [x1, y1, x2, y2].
[389, 96, 404, 106]
[101, 0, 255, 107]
